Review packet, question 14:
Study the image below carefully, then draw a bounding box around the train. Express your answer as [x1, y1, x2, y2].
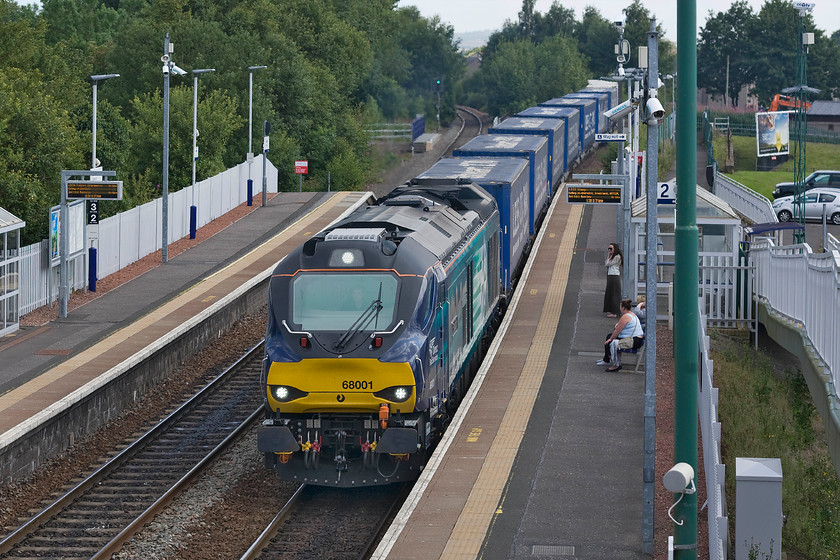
[257, 83, 618, 486]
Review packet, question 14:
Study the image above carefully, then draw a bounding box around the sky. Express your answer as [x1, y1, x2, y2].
[397, 0, 840, 42]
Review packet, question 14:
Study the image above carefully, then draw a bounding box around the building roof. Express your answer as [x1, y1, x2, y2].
[0, 207, 25, 235]
[808, 100, 840, 117]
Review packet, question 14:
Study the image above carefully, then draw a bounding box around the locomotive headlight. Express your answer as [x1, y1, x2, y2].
[374, 385, 414, 403]
[328, 248, 364, 267]
[270, 385, 308, 402]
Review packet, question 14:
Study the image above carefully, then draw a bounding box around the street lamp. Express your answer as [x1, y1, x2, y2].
[90, 74, 119, 170]
[247, 65, 267, 206]
[190, 68, 215, 239]
[89, 73, 118, 293]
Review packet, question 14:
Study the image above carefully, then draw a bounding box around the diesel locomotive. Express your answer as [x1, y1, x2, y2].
[258, 83, 617, 486]
[258, 179, 502, 486]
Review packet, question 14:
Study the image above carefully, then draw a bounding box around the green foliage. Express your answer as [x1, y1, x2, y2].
[476, 35, 588, 117]
[713, 334, 840, 559]
[698, 0, 840, 105]
[1, 0, 469, 249]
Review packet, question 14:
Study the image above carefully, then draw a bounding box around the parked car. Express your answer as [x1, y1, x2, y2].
[772, 188, 840, 224]
[772, 170, 840, 199]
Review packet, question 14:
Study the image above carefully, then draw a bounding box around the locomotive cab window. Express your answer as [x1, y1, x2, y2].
[292, 273, 398, 331]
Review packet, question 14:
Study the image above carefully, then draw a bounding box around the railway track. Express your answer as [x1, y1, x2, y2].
[240, 483, 408, 560]
[0, 343, 265, 560]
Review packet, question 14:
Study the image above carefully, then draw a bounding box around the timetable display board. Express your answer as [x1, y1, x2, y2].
[566, 184, 622, 204]
[66, 180, 123, 200]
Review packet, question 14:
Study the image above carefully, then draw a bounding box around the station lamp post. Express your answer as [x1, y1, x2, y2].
[90, 74, 119, 170]
[247, 65, 267, 205]
[89, 73, 119, 293]
[190, 68, 215, 239]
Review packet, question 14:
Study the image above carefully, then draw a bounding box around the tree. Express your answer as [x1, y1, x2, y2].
[577, 7, 615, 78]
[479, 36, 588, 117]
[697, 1, 758, 106]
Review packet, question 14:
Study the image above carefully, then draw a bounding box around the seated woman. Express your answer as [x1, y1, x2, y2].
[597, 299, 644, 372]
[632, 295, 646, 327]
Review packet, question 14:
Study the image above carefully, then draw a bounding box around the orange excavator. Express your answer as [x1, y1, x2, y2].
[769, 94, 811, 112]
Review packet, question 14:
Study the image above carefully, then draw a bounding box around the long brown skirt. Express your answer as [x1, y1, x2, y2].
[603, 274, 621, 315]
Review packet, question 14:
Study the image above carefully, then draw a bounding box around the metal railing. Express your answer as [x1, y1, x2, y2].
[698, 302, 730, 560]
[365, 124, 412, 140]
[751, 240, 840, 394]
[713, 173, 777, 225]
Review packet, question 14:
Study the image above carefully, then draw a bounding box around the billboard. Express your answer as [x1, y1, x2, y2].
[756, 111, 792, 157]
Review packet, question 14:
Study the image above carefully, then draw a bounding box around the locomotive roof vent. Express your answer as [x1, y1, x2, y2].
[325, 227, 387, 242]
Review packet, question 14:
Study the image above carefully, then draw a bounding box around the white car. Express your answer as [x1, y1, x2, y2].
[772, 188, 840, 225]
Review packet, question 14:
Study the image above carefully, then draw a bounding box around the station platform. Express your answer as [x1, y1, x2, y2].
[0, 191, 372, 478]
[373, 190, 648, 559]
[2, 185, 652, 559]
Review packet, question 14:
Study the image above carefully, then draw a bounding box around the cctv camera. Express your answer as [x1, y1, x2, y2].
[162, 64, 169, 75]
[603, 97, 639, 122]
[663, 462, 695, 493]
[617, 66, 625, 77]
[171, 64, 188, 76]
[646, 97, 665, 122]
[614, 21, 624, 30]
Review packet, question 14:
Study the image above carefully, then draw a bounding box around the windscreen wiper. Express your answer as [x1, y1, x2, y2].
[334, 283, 383, 351]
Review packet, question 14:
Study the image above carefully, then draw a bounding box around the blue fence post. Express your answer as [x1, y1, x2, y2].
[189, 205, 197, 239]
[88, 247, 97, 292]
[247, 178, 253, 206]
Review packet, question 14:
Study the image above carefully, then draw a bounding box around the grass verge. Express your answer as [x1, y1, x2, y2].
[712, 330, 840, 559]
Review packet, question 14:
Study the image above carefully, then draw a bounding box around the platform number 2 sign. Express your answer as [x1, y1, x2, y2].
[657, 182, 676, 205]
[88, 201, 99, 225]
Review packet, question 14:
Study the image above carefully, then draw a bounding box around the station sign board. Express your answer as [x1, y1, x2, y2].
[658, 181, 677, 205]
[567, 184, 622, 205]
[595, 133, 627, 142]
[294, 160, 308, 174]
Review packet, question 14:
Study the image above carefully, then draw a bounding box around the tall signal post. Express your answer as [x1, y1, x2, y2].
[434, 78, 442, 131]
[786, 1, 818, 243]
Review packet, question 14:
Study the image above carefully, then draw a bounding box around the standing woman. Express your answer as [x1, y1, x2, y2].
[603, 243, 623, 318]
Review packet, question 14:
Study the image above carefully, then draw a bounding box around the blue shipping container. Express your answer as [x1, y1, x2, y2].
[579, 87, 616, 112]
[453, 134, 548, 235]
[417, 157, 530, 292]
[489, 117, 563, 201]
[540, 97, 597, 151]
[567, 91, 611, 133]
[515, 106, 580, 170]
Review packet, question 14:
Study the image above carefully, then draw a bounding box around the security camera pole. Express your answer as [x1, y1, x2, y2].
[640, 17, 659, 555]
[161, 33, 173, 263]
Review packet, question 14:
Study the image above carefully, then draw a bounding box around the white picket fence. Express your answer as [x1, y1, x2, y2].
[17, 156, 277, 315]
[698, 302, 730, 560]
[751, 240, 840, 390]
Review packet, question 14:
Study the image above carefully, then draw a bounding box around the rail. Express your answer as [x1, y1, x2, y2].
[713, 173, 777, 225]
